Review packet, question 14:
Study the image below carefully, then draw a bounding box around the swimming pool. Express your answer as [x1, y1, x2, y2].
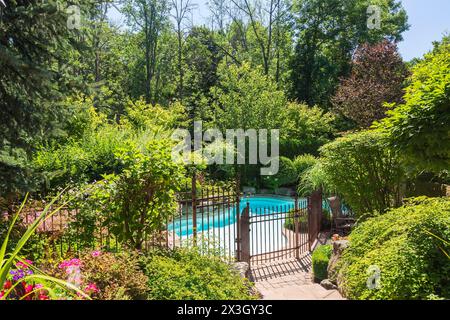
[167, 196, 297, 237]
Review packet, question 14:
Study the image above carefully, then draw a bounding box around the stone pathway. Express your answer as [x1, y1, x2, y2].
[250, 254, 344, 300]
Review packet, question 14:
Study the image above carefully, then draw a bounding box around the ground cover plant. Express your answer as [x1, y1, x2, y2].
[336, 197, 450, 300]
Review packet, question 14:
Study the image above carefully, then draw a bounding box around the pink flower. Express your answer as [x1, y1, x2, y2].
[91, 250, 101, 257]
[85, 283, 99, 294]
[23, 282, 33, 294]
[35, 284, 43, 289]
[38, 293, 49, 300]
[16, 259, 33, 269]
[59, 258, 82, 270]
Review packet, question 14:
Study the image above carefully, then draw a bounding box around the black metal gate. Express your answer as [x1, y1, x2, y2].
[238, 193, 323, 266]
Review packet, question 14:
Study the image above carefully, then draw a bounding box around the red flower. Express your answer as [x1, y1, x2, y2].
[38, 293, 49, 300]
[3, 280, 12, 290]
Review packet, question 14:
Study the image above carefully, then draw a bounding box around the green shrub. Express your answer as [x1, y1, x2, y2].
[293, 154, 317, 181]
[46, 250, 149, 300]
[297, 161, 329, 196]
[262, 156, 297, 189]
[337, 197, 450, 300]
[80, 250, 148, 300]
[376, 38, 450, 173]
[312, 244, 332, 281]
[142, 248, 256, 300]
[68, 138, 185, 250]
[313, 130, 404, 218]
[280, 103, 336, 158]
[32, 97, 187, 191]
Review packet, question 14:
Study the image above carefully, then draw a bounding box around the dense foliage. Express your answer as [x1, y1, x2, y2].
[337, 197, 450, 300]
[301, 131, 404, 217]
[292, 154, 317, 181]
[281, 104, 336, 157]
[332, 41, 408, 127]
[290, 0, 408, 107]
[312, 244, 332, 282]
[66, 138, 185, 250]
[376, 38, 450, 173]
[47, 250, 149, 300]
[142, 248, 256, 300]
[0, 0, 89, 197]
[261, 156, 297, 189]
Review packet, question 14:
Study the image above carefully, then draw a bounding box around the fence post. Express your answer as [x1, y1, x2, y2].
[307, 189, 322, 251]
[192, 172, 197, 246]
[235, 175, 241, 261]
[239, 202, 251, 264]
[294, 194, 299, 259]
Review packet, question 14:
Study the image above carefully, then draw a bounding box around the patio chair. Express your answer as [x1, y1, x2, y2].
[328, 196, 355, 236]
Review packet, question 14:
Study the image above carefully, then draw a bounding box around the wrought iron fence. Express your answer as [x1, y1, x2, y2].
[3, 177, 325, 266]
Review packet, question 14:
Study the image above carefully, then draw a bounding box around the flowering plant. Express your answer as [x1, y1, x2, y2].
[47, 250, 147, 300]
[57, 252, 101, 299]
[0, 259, 49, 300]
[0, 192, 90, 300]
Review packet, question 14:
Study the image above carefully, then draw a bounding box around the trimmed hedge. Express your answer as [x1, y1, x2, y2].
[337, 197, 450, 300]
[312, 244, 332, 281]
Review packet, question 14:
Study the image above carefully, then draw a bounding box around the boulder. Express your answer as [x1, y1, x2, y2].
[231, 261, 249, 279]
[320, 279, 338, 290]
[327, 240, 349, 285]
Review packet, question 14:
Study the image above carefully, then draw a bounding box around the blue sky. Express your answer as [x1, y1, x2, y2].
[109, 0, 450, 61]
[398, 0, 450, 61]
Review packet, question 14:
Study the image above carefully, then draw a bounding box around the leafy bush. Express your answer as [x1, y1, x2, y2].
[69, 138, 185, 250]
[262, 156, 297, 189]
[142, 248, 256, 300]
[32, 97, 187, 191]
[1, 193, 88, 300]
[209, 62, 286, 132]
[312, 244, 332, 281]
[337, 197, 450, 300]
[376, 37, 450, 173]
[46, 250, 148, 300]
[293, 154, 317, 181]
[297, 161, 329, 196]
[309, 131, 404, 217]
[280, 103, 336, 157]
[33, 122, 129, 189]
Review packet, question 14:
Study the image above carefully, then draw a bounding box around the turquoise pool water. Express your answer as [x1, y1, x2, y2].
[168, 196, 297, 237]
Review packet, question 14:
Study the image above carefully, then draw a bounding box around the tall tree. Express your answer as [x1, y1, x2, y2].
[0, 0, 89, 197]
[289, 0, 408, 108]
[332, 41, 409, 128]
[228, 0, 291, 77]
[183, 27, 222, 123]
[122, 0, 169, 103]
[170, 0, 196, 102]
